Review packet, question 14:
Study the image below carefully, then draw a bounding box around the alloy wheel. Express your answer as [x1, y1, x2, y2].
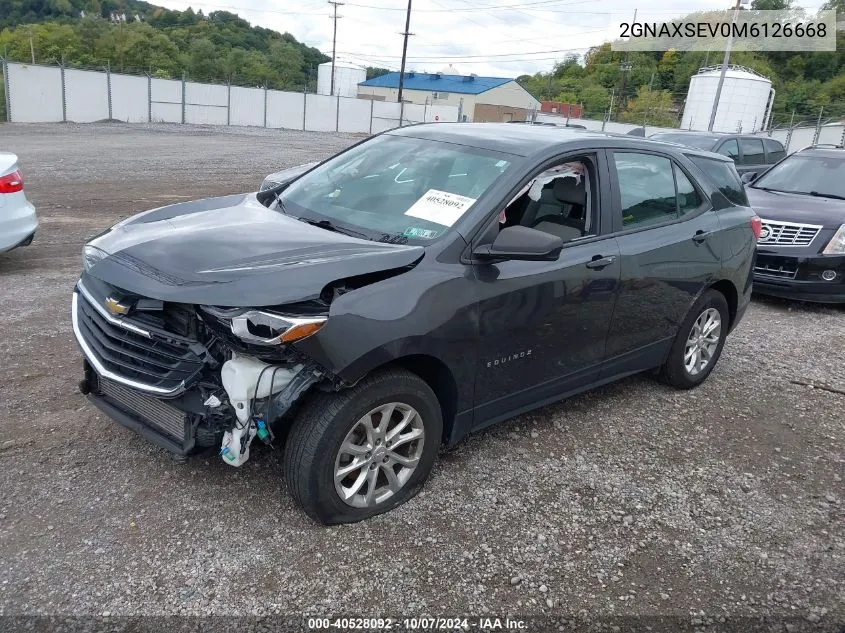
[334, 402, 426, 508]
[684, 307, 722, 376]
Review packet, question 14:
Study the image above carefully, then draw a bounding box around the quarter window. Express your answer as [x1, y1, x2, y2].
[688, 155, 749, 207]
[614, 153, 678, 228]
[739, 138, 765, 165]
[717, 139, 739, 161]
[674, 164, 703, 216]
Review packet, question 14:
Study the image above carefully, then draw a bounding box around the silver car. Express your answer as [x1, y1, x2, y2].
[0, 152, 37, 252]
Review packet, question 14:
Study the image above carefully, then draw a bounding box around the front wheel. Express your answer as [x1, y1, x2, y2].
[660, 289, 730, 389]
[284, 368, 442, 524]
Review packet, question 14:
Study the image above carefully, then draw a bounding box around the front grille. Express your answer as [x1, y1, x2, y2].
[758, 220, 822, 247]
[98, 377, 188, 440]
[755, 261, 798, 279]
[74, 285, 204, 394]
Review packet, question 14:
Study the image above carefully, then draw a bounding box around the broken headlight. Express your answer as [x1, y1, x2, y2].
[199, 306, 326, 346]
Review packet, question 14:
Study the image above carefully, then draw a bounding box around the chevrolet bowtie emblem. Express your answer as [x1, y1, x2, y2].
[104, 297, 130, 316]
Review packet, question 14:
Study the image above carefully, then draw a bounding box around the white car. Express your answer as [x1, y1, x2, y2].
[0, 152, 37, 253]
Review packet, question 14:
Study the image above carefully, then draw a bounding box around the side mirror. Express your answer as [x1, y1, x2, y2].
[473, 225, 563, 262]
[741, 171, 758, 184]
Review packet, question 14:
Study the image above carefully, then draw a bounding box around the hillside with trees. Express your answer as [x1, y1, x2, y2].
[0, 0, 329, 90]
[517, 0, 845, 129]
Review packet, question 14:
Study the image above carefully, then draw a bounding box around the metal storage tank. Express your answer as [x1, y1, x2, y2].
[681, 65, 775, 133]
[317, 61, 367, 98]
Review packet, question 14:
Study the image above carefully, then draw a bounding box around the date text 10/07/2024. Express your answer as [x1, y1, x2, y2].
[307, 617, 528, 630]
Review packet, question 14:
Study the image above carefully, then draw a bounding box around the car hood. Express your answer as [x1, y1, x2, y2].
[745, 187, 845, 228]
[85, 193, 425, 307]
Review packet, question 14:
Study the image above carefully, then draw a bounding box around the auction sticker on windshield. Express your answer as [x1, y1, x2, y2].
[404, 189, 477, 227]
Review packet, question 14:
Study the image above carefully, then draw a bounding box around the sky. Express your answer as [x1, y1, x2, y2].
[155, 0, 827, 78]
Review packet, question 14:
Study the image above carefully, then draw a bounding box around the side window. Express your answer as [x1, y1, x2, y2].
[739, 138, 765, 165]
[687, 155, 749, 207]
[614, 153, 677, 228]
[674, 164, 704, 216]
[502, 156, 595, 243]
[717, 139, 739, 161]
[763, 138, 786, 164]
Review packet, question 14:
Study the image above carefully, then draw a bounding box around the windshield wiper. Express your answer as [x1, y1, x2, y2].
[296, 217, 370, 240]
[754, 187, 845, 201]
[810, 191, 845, 201]
[752, 186, 793, 194]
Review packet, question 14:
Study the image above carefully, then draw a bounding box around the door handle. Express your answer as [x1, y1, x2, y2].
[692, 230, 713, 244]
[585, 255, 616, 270]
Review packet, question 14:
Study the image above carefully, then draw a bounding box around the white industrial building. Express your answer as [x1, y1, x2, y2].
[357, 70, 540, 123]
[317, 61, 366, 99]
[681, 65, 775, 134]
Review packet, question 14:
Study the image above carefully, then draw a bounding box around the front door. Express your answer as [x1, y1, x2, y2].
[470, 152, 620, 427]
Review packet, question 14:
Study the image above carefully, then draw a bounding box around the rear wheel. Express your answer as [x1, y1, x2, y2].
[284, 369, 442, 524]
[660, 289, 729, 389]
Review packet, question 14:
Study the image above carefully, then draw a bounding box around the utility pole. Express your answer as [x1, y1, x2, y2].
[29, 27, 35, 64]
[397, 0, 413, 104]
[618, 9, 636, 107]
[708, 0, 743, 131]
[328, 1, 344, 96]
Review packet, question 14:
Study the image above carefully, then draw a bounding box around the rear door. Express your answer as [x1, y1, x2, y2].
[601, 150, 723, 378]
[762, 138, 786, 166]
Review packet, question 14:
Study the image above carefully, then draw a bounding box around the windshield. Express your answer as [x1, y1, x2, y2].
[752, 154, 845, 199]
[278, 134, 516, 244]
[650, 133, 719, 150]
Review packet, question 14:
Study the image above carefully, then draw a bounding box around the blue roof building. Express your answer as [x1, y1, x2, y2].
[357, 71, 540, 123]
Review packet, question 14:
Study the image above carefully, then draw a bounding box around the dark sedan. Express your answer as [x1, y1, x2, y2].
[744, 146, 845, 303]
[73, 124, 759, 524]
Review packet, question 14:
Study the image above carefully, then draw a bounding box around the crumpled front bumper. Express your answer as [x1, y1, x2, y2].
[753, 252, 845, 303]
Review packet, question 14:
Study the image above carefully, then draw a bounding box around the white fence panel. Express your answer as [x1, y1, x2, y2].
[230, 86, 264, 127]
[787, 127, 818, 153]
[266, 90, 304, 130]
[150, 78, 182, 123]
[425, 105, 458, 123]
[817, 125, 844, 147]
[305, 94, 338, 132]
[65, 69, 108, 122]
[337, 97, 370, 133]
[402, 103, 426, 125]
[185, 81, 228, 125]
[372, 101, 401, 133]
[7, 63, 63, 122]
[110, 73, 148, 122]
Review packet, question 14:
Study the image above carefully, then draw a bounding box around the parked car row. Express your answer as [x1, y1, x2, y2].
[2, 121, 839, 525]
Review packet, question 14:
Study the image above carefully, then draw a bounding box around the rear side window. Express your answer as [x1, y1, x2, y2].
[614, 153, 678, 228]
[763, 138, 786, 163]
[739, 138, 765, 165]
[716, 139, 739, 161]
[688, 155, 749, 207]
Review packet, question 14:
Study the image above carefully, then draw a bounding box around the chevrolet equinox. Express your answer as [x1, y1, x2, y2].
[73, 124, 760, 524]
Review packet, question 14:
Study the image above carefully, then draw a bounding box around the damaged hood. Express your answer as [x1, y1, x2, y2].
[85, 193, 424, 306]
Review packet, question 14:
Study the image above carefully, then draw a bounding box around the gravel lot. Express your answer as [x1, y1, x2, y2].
[0, 123, 843, 629]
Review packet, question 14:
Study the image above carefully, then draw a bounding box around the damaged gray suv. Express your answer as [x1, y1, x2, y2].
[73, 123, 758, 524]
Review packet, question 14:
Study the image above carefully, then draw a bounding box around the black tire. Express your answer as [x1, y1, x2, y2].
[283, 368, 442, 525]
[660, 289, 730, 389]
